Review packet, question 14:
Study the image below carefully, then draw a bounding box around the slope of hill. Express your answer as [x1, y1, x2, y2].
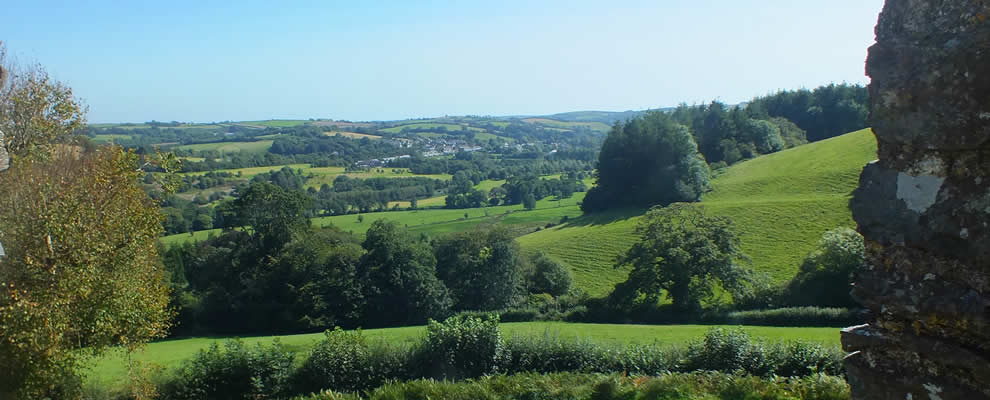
[516, 128, 878, 297]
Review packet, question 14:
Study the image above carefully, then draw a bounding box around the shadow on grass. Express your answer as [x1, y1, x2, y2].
[552, 207, 645, 229]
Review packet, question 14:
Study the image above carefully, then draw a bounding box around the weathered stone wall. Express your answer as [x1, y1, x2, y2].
[843, 1, 990, 399]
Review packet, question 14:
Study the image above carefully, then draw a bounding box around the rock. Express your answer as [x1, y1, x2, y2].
[845, 1, 990, 399]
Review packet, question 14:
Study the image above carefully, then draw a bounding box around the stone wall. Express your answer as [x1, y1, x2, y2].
[843, 1, 990, 399]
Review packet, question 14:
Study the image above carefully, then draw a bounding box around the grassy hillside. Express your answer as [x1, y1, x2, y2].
[517, 129, 877, 297]
[85, 322, 840, 390]
[173, 139, 274, 154]
[521, 118, 612, 133]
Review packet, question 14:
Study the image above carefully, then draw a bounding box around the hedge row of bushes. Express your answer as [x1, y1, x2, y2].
[155, 315, 844, 399]
[706, 307, 862, 327]
[467, 301, 863, 328]
[299, 371, 850, 400]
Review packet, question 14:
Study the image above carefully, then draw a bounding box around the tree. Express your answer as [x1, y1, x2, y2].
[527, 252, 572, 297]
[433, 228, 523, 310]
[784, 228, 864, 307]
[0, 147, 172, 398]
[229, 182, 311, 251]
[0, 50, 86, 159]
[358, 220, 452, 326]
[610, 204, 751, 313]
[522, 193, 537, 210]
[0, 46, 170, 398]
[582, 112, 710, 213]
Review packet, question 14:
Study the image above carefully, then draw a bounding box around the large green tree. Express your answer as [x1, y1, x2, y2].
[358, 220, 452, 327]
[582, 111, 710, 212]
[433, 228, 523, 310]
[0, 46, 171, 398]
[225, 181, 311, 251]
[610, 204, 751, 313]
[0, 148, 172, 398]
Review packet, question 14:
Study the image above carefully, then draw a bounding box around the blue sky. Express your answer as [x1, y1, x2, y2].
[4, 0, 885, 123]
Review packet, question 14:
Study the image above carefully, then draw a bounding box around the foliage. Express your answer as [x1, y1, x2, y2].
[785, 228, 864, 307]
[582, 112, 710, 212]
[526, 252, 572, 297]
[297, 372, 849, 400]
[293, 328, 408, 394]
[160, 339, 295, 400]
[681, 328, 842, 377]
[433, 228, 524, 310]
[423, 314, 508, 379]
[224, 181, 311, 250]
[0, 60, 87, 160]
[610, 204, 752, 313]
[359, 220, 452, 327]
[0, 147, 172, 399]
[716, 307, 860, 327]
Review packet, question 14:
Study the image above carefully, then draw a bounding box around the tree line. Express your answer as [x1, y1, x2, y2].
[162, 182, 573, 335]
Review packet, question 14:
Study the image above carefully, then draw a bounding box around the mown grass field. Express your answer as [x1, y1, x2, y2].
[324, 131, 382, 140]
[235, 119, 310, 128]
[380, 122, 481, 134]
[516, 129, 878, 297]
[521, 118, 612, 133]
[84, 322, 841, 390]
[173, 139, 274, 154]
[89, 134, 132, 143]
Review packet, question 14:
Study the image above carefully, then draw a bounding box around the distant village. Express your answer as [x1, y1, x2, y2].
[354, 135, 538, 168]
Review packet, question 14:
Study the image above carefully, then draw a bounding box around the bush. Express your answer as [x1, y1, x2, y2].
[423, 314, 507, 379]
[294, 328, 373, 394]
[714, 307, 861, 327]
[784, 228, 864, 308]
[527, 253, 572, 297]
[160, 339, 294, 400]
[680, 328, 842, 376]
[294, 372, 850, 400]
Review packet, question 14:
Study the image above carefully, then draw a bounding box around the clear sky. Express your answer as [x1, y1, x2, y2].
[4, 0, 885, 123]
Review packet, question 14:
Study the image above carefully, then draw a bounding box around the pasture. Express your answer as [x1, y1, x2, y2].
[324, 131, 383, 140]
[516, 129, 878, 296]
[521, 118, 612, 133]
[173, 139, 274, 154]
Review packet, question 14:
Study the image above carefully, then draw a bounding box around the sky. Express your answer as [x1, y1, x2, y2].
[3, 0, 886, 123]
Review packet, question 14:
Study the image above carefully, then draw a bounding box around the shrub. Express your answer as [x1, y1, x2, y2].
[680, 328, 842, 376]
[294, 328, 415, 395]
[160, 339, 294, 400]
[528, 252, 572, 297]
[423, 314, 507, 379]
[293, 328, 373, 394]
[784, 227, 864, 308]
[715, 307, 861, 327]
[293, 372, 850, 400]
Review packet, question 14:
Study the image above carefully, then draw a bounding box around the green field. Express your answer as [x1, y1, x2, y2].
[174, 140, 274, 154]
[325, 131, 382, 140]
[161, 193, 585, 246]
[84, 322, 841, 390]
[234, 119, 310, 128]
[89, 134, 132, 143]
[380, 122, 479, 134]
[521, 118, 612, 133]
[517, 129, 878, 297]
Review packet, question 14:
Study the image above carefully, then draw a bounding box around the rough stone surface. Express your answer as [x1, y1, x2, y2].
[846, 1, 990, 399]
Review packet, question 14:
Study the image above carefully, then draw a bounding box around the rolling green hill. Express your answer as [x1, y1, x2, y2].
[516, 128, 878, 297]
